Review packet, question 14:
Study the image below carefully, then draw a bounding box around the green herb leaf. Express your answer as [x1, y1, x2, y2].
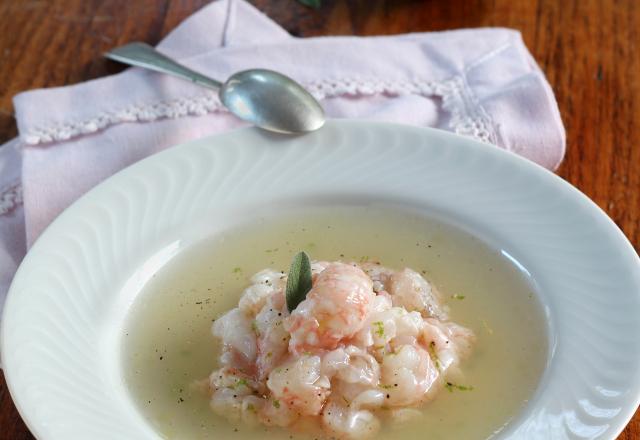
[297, 0, 321, 8]
[286, 251, 313, 312]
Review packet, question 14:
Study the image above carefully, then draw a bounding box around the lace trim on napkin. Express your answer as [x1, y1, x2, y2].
[307, 76, 495, 144]
[0, 181, 23, 216]
[20, 75, 495, 146]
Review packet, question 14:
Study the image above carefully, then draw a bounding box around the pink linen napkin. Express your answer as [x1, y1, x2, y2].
[0, 0, 565, 318]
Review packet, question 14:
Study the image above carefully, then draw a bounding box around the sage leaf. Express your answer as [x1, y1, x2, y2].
[286, 251, 313, 312]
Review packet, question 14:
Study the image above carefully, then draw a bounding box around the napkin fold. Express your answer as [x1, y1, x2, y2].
[0, 0, 565, 318]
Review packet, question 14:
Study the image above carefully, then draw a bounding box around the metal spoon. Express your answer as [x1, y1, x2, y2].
[104, 42, 325, 134]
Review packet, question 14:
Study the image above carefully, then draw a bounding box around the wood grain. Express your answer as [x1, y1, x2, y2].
[0, 0, 637, 438]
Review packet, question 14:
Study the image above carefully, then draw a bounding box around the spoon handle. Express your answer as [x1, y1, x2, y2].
[105, 42, 223, 90]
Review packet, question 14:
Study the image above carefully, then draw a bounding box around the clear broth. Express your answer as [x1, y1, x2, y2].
[122, 206, 548, 440]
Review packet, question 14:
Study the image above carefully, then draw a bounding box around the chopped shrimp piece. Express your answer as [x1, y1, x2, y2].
[388, 308, 424, 351]
[286, 263, 375, 353]
[209, 391, 266, 426]
[238, 268, 285, 317]
[258, 396, 300, 427]
[241, 395, 265, 426]
[380, 344, 439, 406]
[239, 283, 274, 317]
[441, 320, 476, 361]
[322, 345, 379, 386]
[209, 366, 264, 396]
[209, 367, 267, 423]
[351, 295, 393, 348]
[267, 355, 330, 416]
[360, 263, 394, 293]
[351, 389, 385, 409]
[331, 381, 385, 410]
[422, 318, 476, 378]
[311, 260, 331, 276]
[255, 293, 290, 380]
[354, 306, 423, 360]
[209, 387, 243, 421]
[321, 346, 350, 375]
[322, 400, 381, 439]
[212, 308, 257, 371]
[389, 268, 448, 319]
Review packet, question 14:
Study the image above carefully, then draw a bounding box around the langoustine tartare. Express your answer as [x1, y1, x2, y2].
[206, 260, 475, 439]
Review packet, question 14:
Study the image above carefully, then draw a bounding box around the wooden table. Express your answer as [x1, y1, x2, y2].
[0, 0, 638, 438]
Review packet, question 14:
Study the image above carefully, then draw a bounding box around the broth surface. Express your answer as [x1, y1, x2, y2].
[122, 206, 547, 439]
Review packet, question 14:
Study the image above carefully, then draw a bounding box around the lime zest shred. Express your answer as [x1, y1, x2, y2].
[428, 341, 442, 371]
[235, 379, 249, 388]
[445, 382, 474, 392]
[373, 321, 385, 337]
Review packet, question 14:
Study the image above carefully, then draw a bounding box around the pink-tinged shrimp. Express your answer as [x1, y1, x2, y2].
[421, 318, 476, 378]
[212, 308, 257, 374]
[360, 262, 394, 294]
[209, 366, 265, 396]
[266, 355, 331, 417]
[208, 367, 266, 424]
[388, 268, 449, 319]
[238, 269, 285, 317]
[254, 292, 290, 380]
[286, 263, 375, 353]
[380, 344, 439, 407]
[321, 345, 380, 386]
[322, 400, 381, 439]
[258, 395, 300, 427]
[311, 260, 331, 277]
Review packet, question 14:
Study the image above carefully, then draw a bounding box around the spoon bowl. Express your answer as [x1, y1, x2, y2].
[105, 42, 325, 134]
[220, 69, 325, 133]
